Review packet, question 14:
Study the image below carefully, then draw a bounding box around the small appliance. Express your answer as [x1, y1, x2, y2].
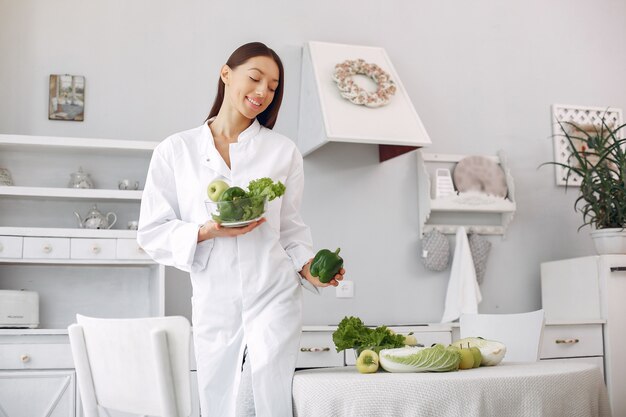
[0, 289, 39, 328]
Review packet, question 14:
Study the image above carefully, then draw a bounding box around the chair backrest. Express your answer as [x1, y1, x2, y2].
[68, 315, 192, 417]
[460, 309, 545, 362]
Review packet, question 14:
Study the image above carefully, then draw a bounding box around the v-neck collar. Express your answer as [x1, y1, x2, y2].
[200, 118, 261, 179]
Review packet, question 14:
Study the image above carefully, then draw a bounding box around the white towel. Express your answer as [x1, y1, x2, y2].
[440, 227, 482, 323]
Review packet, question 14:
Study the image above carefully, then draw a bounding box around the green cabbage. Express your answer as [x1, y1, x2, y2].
[379, 345, 461, 373]
[451, 337, 507, 366]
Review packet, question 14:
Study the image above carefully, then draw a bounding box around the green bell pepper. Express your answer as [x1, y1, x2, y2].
[310, 248, 343, 283]
[217, 186, 247, 221]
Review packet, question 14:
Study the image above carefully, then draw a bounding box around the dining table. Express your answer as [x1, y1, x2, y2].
[292, 361, 610, 417]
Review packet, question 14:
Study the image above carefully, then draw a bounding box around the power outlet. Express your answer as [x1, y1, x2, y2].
[336, 280, 354, 298]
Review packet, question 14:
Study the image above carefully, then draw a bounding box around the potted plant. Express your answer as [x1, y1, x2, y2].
[543, 115, 626, 254]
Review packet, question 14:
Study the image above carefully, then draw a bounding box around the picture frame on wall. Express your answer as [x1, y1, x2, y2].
[48, 74, 85, 121]
[551, 104, 623, 186]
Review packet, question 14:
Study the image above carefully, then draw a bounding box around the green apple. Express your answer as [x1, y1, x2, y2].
[207, 180, 229, 202]
[458, 346, 474, 369]
[355, 349, 379, 374]
[470, 346, 482, 368]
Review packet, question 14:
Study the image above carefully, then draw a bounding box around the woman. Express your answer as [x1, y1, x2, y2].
[137, 42, 345, 417]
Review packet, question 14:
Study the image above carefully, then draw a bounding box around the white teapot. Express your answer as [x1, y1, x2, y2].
[74, 205, 117, 229]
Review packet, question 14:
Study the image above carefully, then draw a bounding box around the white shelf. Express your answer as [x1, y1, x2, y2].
[0, 186, 142, 201]
[0, 134, 156, 152]
[0, 226, 137, 238]
[429, 197, 516, 213]
[0, 328, 69, 336]
[0, 258, 154, 265]
[417, 150, 516, 237]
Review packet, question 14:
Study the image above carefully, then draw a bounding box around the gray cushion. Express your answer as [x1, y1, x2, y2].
[469, 233, 491, 284]
[421, 230, 450, 272]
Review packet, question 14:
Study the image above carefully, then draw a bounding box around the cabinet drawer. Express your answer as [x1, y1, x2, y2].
[541, 356, 604, 378]
[297, 331, 343, 368]
[116, 238, 151, 260]
[0, 343, 74, 369]
[23, 237, 70, 259]
[0, 236, 23, 258]
[71, 238, 116, 259]
[541, 324, 603, 359]
[390, 328, 452, 347]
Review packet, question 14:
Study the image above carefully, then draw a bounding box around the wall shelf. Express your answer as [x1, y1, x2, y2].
[0, 226, 137, 238]
[0, 186, 142, 201]
[417, 150, 516, 237]
[0, 133, 164, 327]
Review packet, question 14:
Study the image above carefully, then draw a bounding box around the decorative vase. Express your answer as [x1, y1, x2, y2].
[590, 228, 626, 255]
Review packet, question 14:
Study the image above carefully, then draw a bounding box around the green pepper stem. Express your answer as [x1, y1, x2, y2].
[334, 248, 341, 255]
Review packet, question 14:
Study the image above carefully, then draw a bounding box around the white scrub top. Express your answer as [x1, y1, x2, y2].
[138, 119, 317, 417]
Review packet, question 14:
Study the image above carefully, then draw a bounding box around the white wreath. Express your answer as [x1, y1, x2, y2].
[332, 59, 396, 108]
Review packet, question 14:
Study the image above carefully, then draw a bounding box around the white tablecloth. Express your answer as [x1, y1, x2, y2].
[292, 362, 610, 417]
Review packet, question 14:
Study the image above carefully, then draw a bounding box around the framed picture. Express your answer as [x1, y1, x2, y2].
[49, 74, 85, 121]
[551, 104, 623, 186]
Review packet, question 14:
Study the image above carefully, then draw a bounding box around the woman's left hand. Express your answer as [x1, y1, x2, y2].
[300, 258, 346, 287]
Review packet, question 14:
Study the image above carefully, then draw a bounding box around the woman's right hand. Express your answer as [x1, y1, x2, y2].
[197, 218, 266, 242]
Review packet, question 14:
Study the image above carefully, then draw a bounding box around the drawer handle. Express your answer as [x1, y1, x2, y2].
[300, 347, 331, 352]
[91, 244, 101, 254]
[20, 354, 30, 363]
[42, 244, 52, 253]
[555, 338, 579, 344]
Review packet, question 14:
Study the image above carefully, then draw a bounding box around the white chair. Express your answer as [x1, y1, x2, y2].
[68, 314, 192, 417]
[460, 309, 545, 362]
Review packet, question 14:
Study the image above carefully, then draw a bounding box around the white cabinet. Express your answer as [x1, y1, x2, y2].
[0, 134, 163, 417]
[297, 327, 344, 368]
[540, 322, 605, 377]
[0, 370, 75, 417]
[416, 150, 516, 237]
[541, 255, 626, 416]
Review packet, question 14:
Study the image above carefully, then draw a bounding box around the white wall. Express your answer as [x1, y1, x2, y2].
[1, 0, 625, 325]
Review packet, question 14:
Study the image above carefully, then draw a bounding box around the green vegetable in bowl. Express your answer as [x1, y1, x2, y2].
[219, 186, 247, 202]
[310, 248, 343, 283]
[247, 177, 286, 201]
[210, 178, 286, 224]
[217, 186, 247, 221]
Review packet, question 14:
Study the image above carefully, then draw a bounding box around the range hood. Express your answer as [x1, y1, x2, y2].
[297, 41, 432, 162]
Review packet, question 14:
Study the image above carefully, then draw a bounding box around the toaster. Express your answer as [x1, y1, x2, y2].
[0, 289, 39, 328]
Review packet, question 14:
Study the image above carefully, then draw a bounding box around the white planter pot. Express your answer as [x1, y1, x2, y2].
[590, 228, 626, 254]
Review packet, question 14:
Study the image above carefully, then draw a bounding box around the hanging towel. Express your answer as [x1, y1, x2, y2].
[440, 227, 482, 323]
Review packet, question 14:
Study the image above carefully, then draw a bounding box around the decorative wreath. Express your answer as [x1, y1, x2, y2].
[332, 59, 396, 108]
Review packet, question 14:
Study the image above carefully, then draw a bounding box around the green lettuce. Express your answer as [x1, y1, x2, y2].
[332, 316, 406, 354]
[246, 177, 285, 201]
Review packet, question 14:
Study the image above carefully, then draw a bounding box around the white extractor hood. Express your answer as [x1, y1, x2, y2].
[297, 41, 432, 161]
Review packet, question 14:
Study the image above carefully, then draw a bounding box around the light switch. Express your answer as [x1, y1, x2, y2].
[336, 280, 354, 298]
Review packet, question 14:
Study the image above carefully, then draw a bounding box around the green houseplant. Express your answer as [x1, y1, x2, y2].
[543, 115, 626, 253]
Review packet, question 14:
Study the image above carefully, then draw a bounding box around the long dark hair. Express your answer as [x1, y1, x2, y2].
[205, 42, 284, 129]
